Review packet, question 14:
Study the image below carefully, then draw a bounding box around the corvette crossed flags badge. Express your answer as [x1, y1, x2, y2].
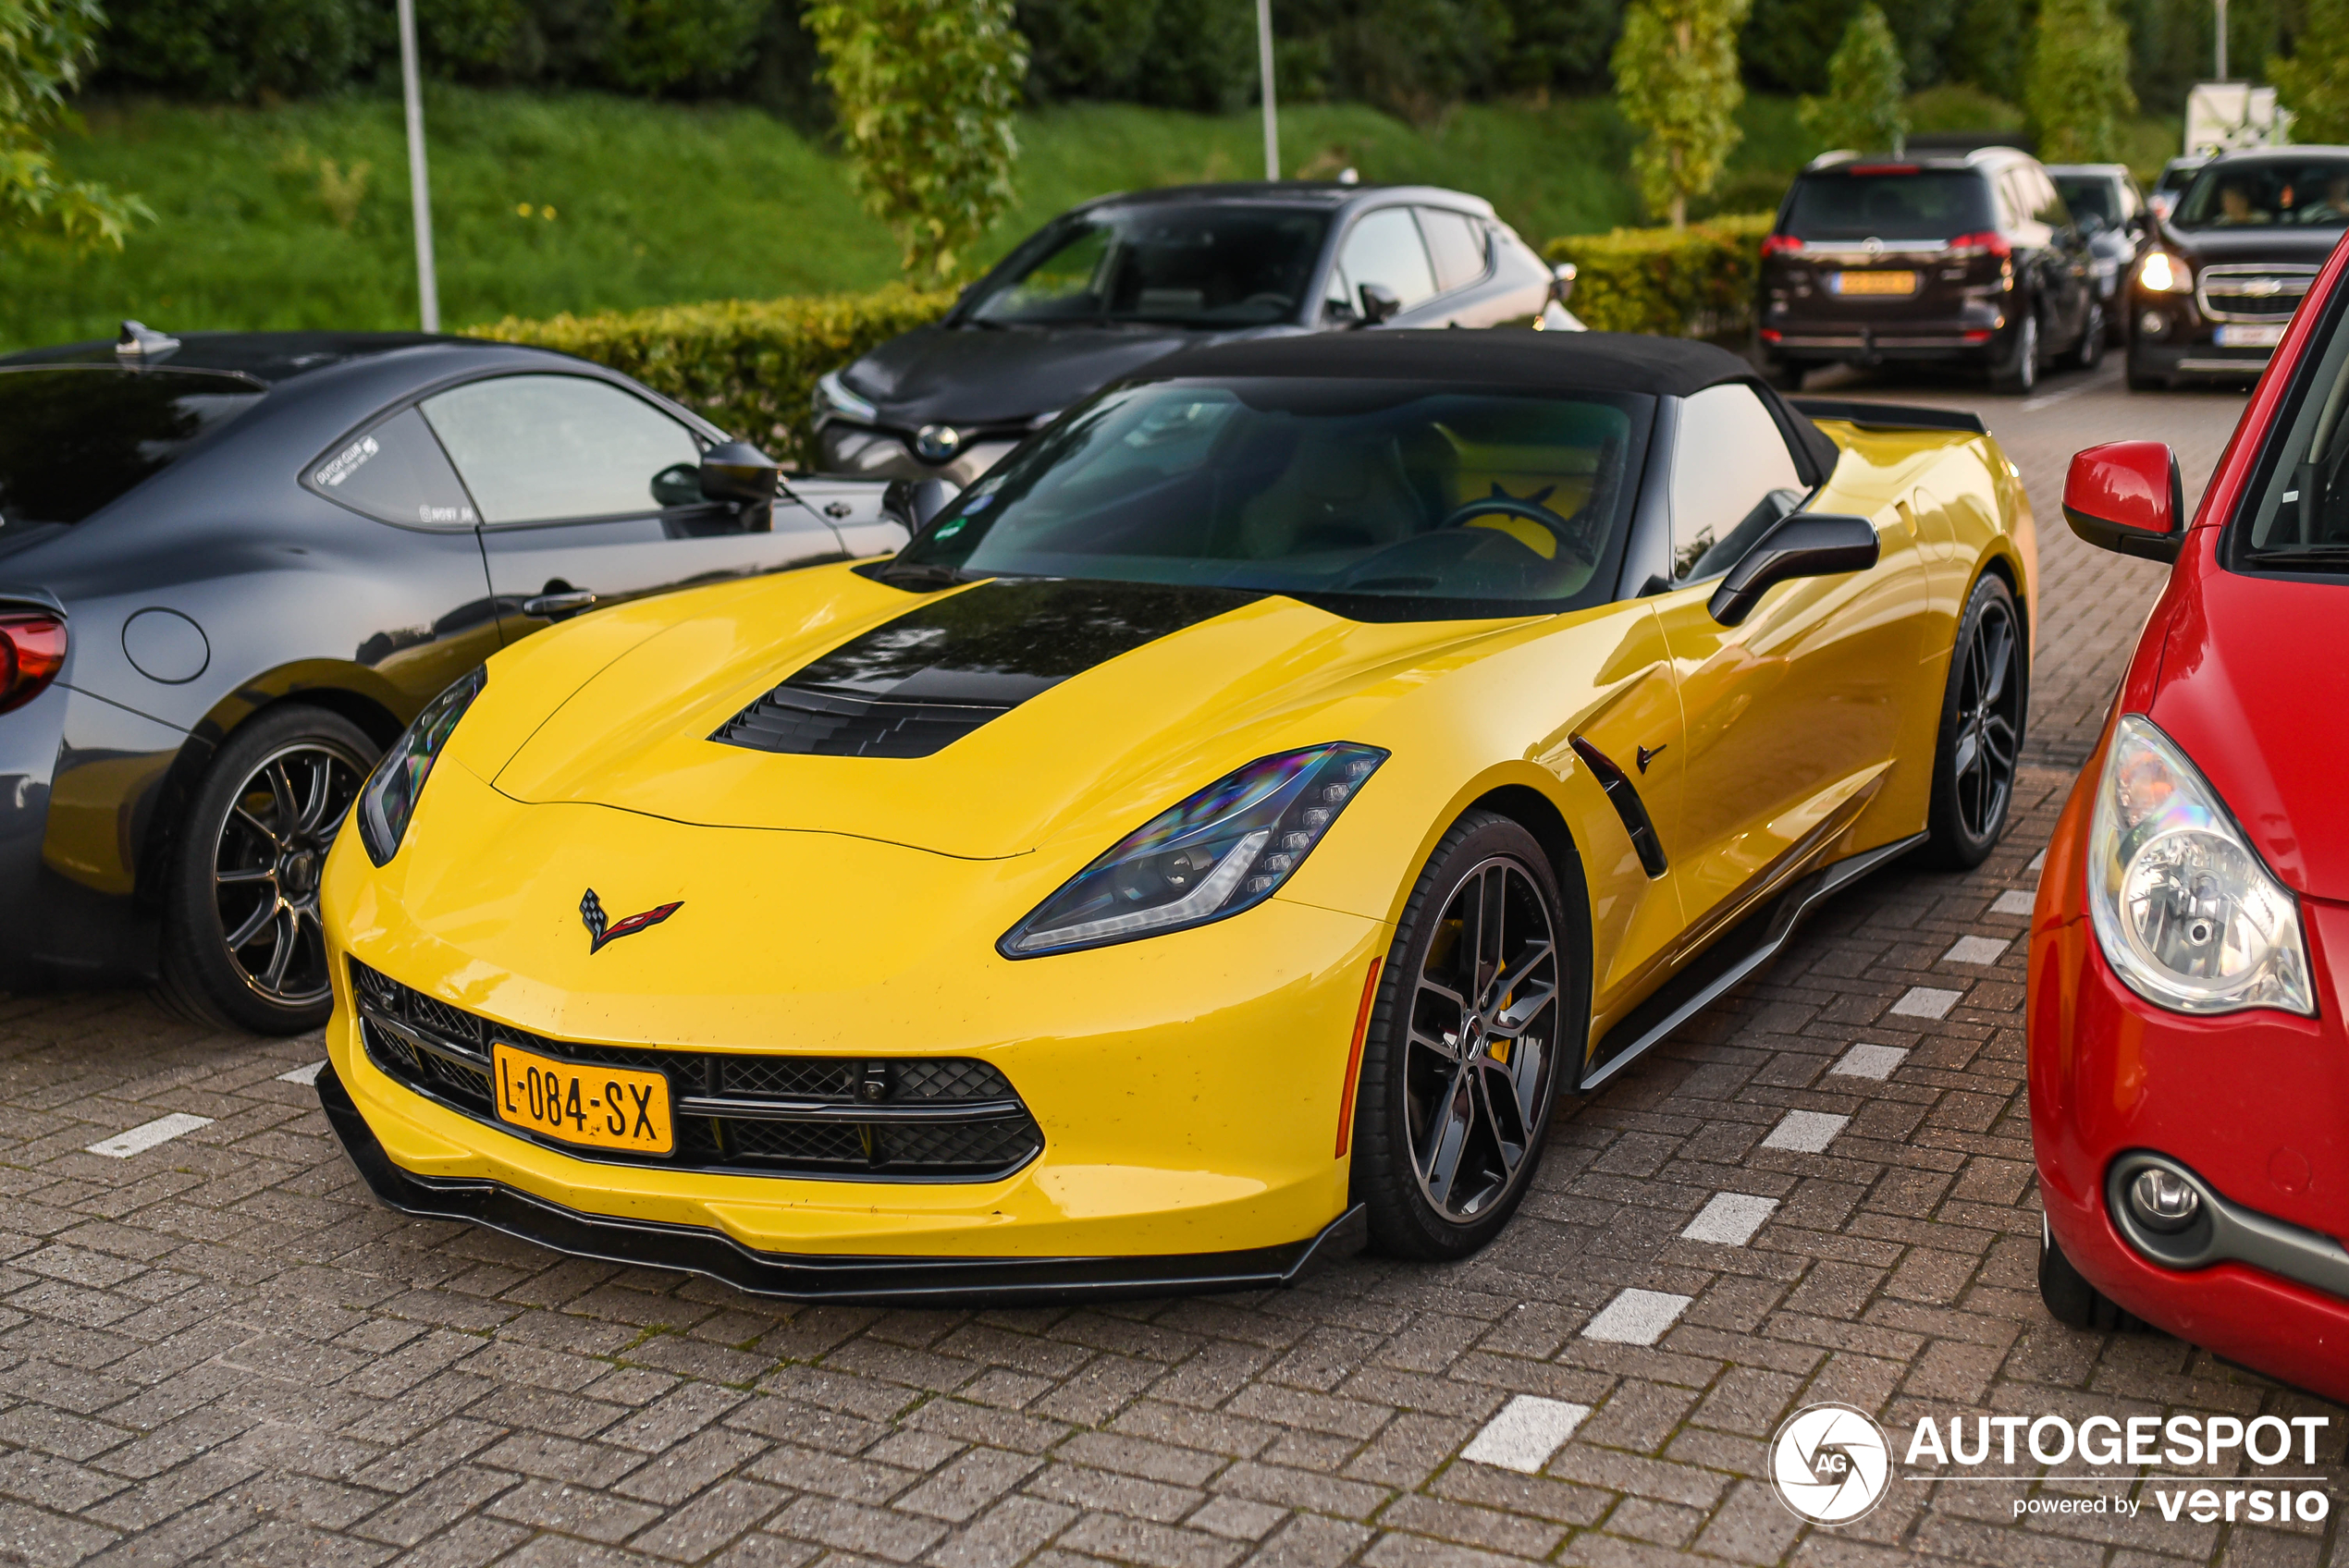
[579, 888, 683, 954]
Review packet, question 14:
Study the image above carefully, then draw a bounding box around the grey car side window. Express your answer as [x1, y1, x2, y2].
[1337, 208, 1439, 311]
[421, 374, 701, 526]
[1420, 208, 1491, 292]
[306, 407, 478, 529]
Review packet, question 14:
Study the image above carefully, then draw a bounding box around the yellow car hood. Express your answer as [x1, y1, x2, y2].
[478, 565, 1526, 862]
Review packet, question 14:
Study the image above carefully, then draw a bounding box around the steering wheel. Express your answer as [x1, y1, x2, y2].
[1437, 487, 1592, 566]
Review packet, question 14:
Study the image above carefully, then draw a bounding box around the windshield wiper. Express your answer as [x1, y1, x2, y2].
[2245, 545, 2349, 570]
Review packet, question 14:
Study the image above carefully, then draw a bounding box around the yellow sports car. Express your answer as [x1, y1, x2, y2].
[317, 333, 2035, 1300]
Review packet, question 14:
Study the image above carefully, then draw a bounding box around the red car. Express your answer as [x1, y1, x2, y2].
[2032, 232, 2349, 1397]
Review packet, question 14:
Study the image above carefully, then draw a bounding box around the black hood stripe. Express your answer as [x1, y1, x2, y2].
[711, 579, 1261, 759]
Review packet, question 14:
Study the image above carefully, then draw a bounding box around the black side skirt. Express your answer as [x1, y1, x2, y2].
[317, 1065, 1367, 1305]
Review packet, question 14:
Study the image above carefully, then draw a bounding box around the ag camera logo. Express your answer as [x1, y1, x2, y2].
[1770, 1403, 1891, 1525]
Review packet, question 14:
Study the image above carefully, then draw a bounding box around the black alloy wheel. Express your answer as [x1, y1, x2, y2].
[1990, 311, 2040, 394]
[1925, 574, 2025, 867]
[159, 706, 378, 1035]
[1351, 811, 1584, 1259]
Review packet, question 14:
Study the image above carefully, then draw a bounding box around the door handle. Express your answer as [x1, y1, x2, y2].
[522, 590, 597, 619]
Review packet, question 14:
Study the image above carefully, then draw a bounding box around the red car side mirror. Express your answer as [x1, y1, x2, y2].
[2062, 441, 2184, 563]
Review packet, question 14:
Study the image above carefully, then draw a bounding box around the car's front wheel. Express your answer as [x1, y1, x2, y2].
[1989, 311, 2039, 393]
[1350, 811, 1581, 1259]
[157, 705, 378, 1035]
[2038, 1218, 2142, 1330]
[1925, 573, 2025, 867]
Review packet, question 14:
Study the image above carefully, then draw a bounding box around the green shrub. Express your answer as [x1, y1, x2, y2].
[604, 0, 765, 93]
[105, 0, 368, 100]
[1544, 211, 1770, 337]
[477, 283, 954, 464]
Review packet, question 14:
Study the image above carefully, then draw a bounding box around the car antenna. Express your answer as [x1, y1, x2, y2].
[116, 320, 182, 363]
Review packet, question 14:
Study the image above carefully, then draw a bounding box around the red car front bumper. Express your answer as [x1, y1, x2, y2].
[2030, 750, 2349, 1400]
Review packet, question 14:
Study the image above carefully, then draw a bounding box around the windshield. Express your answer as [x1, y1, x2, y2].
[966, 205, 1332, 330]
[2054, 178, 2121, 227]
[1783, 170, 1996, 240]
[2235, 280, 2349, 571]
[0, 367, 264, 533]
[2174, 159, 2349, 228]
[892, 378, 1650, 619]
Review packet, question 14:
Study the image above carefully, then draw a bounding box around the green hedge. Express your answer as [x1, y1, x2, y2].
[1545, 213, 1774, 340]
[478, 283, 955, 465]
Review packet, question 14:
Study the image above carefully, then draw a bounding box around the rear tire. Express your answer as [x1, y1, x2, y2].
[2039, 1218, 2142, 1330]
[2126, 352, 2171, 392]
[1989, 312, 2039, 394]
[1924, 573, 2025, 868]
[156, 705, 377, 1035]
[1351, 812, 1583, 1260]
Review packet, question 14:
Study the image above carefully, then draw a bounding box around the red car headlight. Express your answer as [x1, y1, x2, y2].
[2086, 715, 2314, 1016]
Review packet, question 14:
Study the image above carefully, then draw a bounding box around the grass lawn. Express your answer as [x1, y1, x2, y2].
[4, 89, 1821, 350]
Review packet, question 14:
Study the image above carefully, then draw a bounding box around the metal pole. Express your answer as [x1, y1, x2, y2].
[2215, 0, 2228, 79]
[1256, 0, 1279, 180]
[398, 0, 440, 332]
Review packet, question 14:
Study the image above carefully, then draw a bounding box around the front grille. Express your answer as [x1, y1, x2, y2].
[349, 960, 1041, 1182]
[2195, 263, 2318, 323]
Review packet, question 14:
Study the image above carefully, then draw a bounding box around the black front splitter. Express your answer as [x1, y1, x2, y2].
[317, 1064, 1368, 1305]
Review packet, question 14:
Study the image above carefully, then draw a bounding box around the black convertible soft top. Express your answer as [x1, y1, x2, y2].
[1141, 328, 1844, 484]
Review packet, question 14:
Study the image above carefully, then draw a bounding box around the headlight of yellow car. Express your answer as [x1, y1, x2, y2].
[1001, 742, 1386, 958]
[358, 664, 487, 865]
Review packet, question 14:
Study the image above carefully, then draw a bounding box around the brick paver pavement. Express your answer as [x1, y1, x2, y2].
[3, 366, 2338, 1568]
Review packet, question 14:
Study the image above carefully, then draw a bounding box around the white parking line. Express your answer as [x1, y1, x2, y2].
[1582, 1288, 1692, 1345]
[1991, 889, 2036, 915]
[1680, 1193, 1778, 1245]
[2028, 849, 2048, 873]
[2017, 361, 2123, 412]
[1460, 1395, 1592, 1472]
[1763, 1109, 1851, 1153]
[87, 1113, 214, 1158]
[1942, 936, 2008, 965]
[1891, 986, 1962, 1020]
[276, 1061, 326, 1086]
[1831, 1044, 1909, 1081]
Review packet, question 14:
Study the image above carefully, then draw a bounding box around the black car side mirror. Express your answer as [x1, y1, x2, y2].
[1358, 282, 1403, 325]
[1708, 513, 1879, 625]
[700, 441, 780, 505]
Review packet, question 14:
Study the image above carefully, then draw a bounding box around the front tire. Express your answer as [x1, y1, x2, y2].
[1989, 311, 2039, 393]
[1925, 573, 2025, 868]
[1350, 812, 1582, 1259]
[156, 705, 376, 1035]
[2039, 1218, 2141, 1330]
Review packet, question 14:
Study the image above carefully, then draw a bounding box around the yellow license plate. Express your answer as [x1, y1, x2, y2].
[492, 1041, 672, 1155]
[1832, 270, 1918, 296]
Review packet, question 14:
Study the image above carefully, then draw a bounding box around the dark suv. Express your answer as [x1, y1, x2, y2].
[2127, 147, 2349, 390]
[1757, 148, 2099, 393]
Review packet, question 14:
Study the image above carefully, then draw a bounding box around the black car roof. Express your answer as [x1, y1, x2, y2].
[0, 330, 465, 386]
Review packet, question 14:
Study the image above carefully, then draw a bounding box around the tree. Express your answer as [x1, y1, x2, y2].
[1800, 4, 1906, 154]
[2269, 0, 2349, 144]
[807, 0, 1027, 281]
[3, 0, 146, 248]
[1611, 0, 1751, 228]
[2024, 0, 2136, 162]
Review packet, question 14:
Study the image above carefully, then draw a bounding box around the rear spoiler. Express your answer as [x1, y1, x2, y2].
[1790, 397, 1987, 436]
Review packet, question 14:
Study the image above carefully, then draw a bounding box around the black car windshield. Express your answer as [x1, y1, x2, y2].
[892, 378, 1651, 619]
[965, 205, 1332, 330]
[1782, 169, 1997, 240]
[2235, 282, 2349, 571]
[2175, 159, 2349, 228]
[2053, 177, 2121, 227]
[0, 367, 264, 532]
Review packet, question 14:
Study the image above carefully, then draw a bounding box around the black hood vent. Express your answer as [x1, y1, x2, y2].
[711, 578, 1259, 758]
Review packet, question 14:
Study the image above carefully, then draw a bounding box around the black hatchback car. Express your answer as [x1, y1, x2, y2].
[2127, 147, 2349, 389]
[812, 181, 1575, 485]
[1756, 147, 2099, 393]
[0, 329, 903, 1032]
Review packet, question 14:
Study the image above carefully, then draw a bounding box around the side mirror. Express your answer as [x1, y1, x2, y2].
[883, 476, 954, 530]
[1549, 261, 1578, 305]
[2063, 440, 2183, 562]
[1707, 513, 1880, 626]
[700, 441, 780, 505]
[1358, 282, 1403, 325]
